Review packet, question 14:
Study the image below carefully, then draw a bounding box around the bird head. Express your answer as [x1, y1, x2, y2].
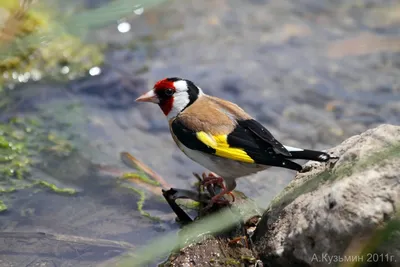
[136, 77, 203, 119]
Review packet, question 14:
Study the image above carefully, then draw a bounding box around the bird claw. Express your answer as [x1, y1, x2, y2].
[200, 172, 236, 210]
[201, 172, 225, 188]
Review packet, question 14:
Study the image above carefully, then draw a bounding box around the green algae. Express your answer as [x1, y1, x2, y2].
[225, 258, 241, 265]
[118, 168, 163, 220]
[119, 152, 168, 219]
[35, 180, 76, 195]
[121, 184, 161, 221]
[0, 0, 104, 87]
[120, 164, 164, 221]
[0, 200, 7, 212]
[240, 255, 257, 263]
[175, 199, 201, 210]
[0, 0, 165, 221]
[46, 132, 74, 157]
[121, 172, 160, 187]
[0, 119, 34, 180]
[0, 114, 77, 210]
[122, 184, 148, 216]
[0, 101, 161, 219]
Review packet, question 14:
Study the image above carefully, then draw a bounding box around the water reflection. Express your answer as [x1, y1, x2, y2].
[89, 66, 102, 76]
[117, 21, 131, 33]
[134, 5, 144, 15]
[61, 66, 70, 74]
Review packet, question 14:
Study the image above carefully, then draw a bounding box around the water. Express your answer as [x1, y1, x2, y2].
[1, 0, 400, 266]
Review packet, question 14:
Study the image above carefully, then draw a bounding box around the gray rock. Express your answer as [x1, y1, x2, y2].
[252, 124, 400, 266]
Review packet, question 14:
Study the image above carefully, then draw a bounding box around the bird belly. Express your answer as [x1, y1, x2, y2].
[177, 141, 268, 180]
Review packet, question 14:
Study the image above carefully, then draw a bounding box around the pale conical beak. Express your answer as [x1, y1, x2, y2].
[135, 90, 159, 103]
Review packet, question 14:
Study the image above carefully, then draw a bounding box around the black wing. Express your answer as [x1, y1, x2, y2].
[171, 118, 302, 171]
[237, 119, 292, 156]
[171, 118, 216, 154]
[227, 119, 302, 170]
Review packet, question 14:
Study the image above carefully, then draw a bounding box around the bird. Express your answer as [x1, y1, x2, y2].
[136, 77, 335, 206]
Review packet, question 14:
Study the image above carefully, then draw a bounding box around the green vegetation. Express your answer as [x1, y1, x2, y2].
[118, 172, 163, 220]
[0, 1, 102, 212]
[0, 122, 31, 179]
[35, 180, 76, 195]
[0, 0, 168, 89]
[0, 116, 73, 179]
[0, 0, 167, 217]
[0, 0, 104, 88]
[120, 184, 153, 219]
[175, 198, 201, 210]
[0, 114, 77, 212]
[121, 172, 161, 187]
[0, 200, 7, 212]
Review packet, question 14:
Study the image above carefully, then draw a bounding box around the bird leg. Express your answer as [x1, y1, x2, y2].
[202, 172, 224, 188]
[201, 172, 235, 205]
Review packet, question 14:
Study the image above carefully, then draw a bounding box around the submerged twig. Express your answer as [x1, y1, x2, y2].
[162, 188, 193, 224]
[0, 231, 135, 249]
[120, 151, 171, 189]
[97, 165, 163, 196]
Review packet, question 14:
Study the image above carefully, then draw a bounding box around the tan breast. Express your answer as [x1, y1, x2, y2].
[172, 95, 252, 135]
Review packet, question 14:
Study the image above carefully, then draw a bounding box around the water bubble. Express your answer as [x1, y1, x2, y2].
[89, 66, 101, 76]
[118, 22, 131, 33]
[134, 5, 144, 15]
[23, 72, 31, 81]
[61, 66, 70, 74]
[31, 69, 42, 81]
[18, 74, 28, 83]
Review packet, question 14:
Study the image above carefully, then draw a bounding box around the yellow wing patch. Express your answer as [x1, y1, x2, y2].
[196, 132, 255, 163]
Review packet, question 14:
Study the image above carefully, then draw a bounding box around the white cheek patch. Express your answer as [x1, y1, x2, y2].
[167, 91, 190, 120]
[173, 80, 188, 91]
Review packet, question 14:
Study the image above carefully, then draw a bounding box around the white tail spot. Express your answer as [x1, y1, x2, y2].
[284, 146, 304, 152]
[319, 154, 328, 160]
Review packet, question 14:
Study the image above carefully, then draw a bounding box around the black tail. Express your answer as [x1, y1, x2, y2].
[288, 149, 332, 162]
[260, 149, 334, 172]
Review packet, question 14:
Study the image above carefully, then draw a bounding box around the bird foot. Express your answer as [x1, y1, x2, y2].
[201, 172, 225, 188]
[203, 194, 231, 211]
[201, 172, 235, 203]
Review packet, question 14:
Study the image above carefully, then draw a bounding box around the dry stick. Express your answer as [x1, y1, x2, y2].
[120, 152, 171, 189]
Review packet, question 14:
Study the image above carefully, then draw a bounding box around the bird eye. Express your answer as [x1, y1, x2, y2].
[165, 88, 174, 96]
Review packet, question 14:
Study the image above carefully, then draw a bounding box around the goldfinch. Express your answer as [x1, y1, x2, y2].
[136, 77, 334, 205]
